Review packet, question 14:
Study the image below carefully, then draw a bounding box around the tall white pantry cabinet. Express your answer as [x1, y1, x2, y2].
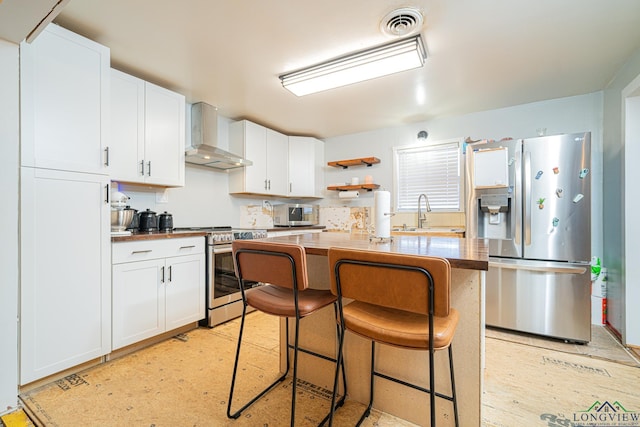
[19, 24, 112, 384]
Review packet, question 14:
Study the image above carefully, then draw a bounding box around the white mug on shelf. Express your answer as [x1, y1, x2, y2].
[351, 177, 360, 185]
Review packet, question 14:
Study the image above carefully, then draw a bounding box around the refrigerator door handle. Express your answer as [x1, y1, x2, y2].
[514, 149, 522, 245]
[489, 260, 587, 275]
[523, 151, 532, 246]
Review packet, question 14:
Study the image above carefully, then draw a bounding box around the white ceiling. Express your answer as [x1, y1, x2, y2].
[52, 0, 640, 139]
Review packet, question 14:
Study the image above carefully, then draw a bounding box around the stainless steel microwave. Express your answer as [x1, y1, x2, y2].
[273, 204, 318, 226]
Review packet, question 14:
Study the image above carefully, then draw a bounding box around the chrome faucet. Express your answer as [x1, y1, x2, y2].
[417, 193, 431, 229]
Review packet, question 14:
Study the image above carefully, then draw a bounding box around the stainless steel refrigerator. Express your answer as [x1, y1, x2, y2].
[465, 132, 591, 343]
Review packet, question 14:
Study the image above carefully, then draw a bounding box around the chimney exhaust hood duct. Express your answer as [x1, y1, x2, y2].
[185, 102, 252, 170]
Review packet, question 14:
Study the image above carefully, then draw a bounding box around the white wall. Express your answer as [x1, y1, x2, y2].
[624, 85, 640, 345]
[603, 46, 640, 344]
[323, 93, 604, 257]
[0, 39, 20, 414]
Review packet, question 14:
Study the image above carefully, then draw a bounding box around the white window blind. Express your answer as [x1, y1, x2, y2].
[394, 140, 461, 211]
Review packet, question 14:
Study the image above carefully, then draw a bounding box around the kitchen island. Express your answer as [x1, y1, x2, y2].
[264, 232, 488, 426]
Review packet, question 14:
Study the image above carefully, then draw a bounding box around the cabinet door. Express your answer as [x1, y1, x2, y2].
[20, 24, 110, 175]
[112, 259, 165, 350]
[20, 167, 111, 384]
[165, 254, 205, 331]
[288, 136, 315, 197]
[242, 121, 268, 193]
[144, 81, 185, 187]
[266, 128, 288, 196]
[110, 69, 145, 183]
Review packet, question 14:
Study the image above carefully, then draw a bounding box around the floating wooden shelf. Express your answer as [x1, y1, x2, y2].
[326, 183, 380, 191]
[327, 157, 380, 169]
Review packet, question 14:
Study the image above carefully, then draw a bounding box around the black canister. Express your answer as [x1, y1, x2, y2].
[158, 211, 174, 232]
[138, 209, 158, 232]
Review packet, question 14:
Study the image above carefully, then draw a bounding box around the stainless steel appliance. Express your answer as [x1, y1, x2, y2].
[465, 132, 591, 342]
[185, 102, 253, 170]
[174, 227, 267, 328]
[273, 204, 319, 226]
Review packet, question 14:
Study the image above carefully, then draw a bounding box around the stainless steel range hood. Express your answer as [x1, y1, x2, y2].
[185, 102, 252, 170]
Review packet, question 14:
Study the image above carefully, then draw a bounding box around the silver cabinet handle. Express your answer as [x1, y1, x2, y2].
[179, 245, 196, 250]
[264, 179, 268, 190]
[289, 183, 292, 193]
[105, 184, 109, 203]
[140, 160, 145, 176]
[168, 265, 172, 283]
[268, 179, 271, 190]
[161, 266, 165, 283]
[104, 147, 110, 166]
[147, 161, 151, 176]
[131, 249, 152, 254]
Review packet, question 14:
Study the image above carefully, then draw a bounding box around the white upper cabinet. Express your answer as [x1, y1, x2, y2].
[20, 23, 110, 175]
[228, 120, 289, 196]
[288, 136, 324, 198]
[110, 68, 185, 187]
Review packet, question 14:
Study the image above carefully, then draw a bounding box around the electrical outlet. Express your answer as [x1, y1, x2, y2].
[156, 189, 169, 203]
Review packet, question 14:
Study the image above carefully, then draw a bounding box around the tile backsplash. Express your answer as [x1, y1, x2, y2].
[319, 206, 370, 232]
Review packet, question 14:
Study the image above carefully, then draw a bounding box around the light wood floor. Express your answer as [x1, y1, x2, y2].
[15, 312, 640, 426]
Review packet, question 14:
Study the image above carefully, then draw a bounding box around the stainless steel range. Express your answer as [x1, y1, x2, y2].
[174, 226, 267, 327]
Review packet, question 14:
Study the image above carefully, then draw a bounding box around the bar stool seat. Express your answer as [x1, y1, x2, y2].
[343, 302, 459, 350]
[227, 240, 346, 427]
[246, 285, 338, 317]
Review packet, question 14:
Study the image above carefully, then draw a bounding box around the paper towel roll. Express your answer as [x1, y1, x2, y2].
[374, 190, 391, 238]
[338, 190, 359, 199]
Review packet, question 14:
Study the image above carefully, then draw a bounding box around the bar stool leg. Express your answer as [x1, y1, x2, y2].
[449, 346, 459, 427]
[327, 303, 347, 427]
[227, 307, 289, 419]
[290, 316, 301, 427]
[354, 341, 376, 426]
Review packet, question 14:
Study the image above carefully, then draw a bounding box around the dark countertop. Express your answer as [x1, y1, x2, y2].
[111, 230, 208, 242]
[265, 232, 489, 271]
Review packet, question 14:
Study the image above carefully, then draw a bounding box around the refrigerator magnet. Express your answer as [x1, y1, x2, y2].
[537, 198, 545, 209]
[553, 167, 559, 174]
[556, 188, 564, 198]
[573, 193, 584, 203]
[535, 170, 543, 180]
[579, 168, 589, 179]
[552, 217, 560, 227]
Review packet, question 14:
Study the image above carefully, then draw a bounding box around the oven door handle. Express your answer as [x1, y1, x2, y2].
[213, 244, 232, 254]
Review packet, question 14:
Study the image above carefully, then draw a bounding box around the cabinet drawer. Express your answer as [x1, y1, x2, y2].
[112, 237, 205, 264]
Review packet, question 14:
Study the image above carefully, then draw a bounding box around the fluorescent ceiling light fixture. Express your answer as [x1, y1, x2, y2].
[280, 35, 426, 96]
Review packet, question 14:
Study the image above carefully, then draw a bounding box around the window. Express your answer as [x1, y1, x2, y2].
[393, 138, 463, 212]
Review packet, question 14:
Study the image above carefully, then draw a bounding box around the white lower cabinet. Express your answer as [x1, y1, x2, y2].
[112, 237, 205, 350]
[20, 167, 111, 385]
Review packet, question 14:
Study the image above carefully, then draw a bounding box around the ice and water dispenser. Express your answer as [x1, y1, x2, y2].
[477, 192, 511, 240]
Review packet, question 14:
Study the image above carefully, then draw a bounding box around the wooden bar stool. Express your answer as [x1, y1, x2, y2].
[327, 248, 459, 427]
[227, 240, 346, 426]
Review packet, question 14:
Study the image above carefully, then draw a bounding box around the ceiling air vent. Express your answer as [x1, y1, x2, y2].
[380, 7, 424, 37]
